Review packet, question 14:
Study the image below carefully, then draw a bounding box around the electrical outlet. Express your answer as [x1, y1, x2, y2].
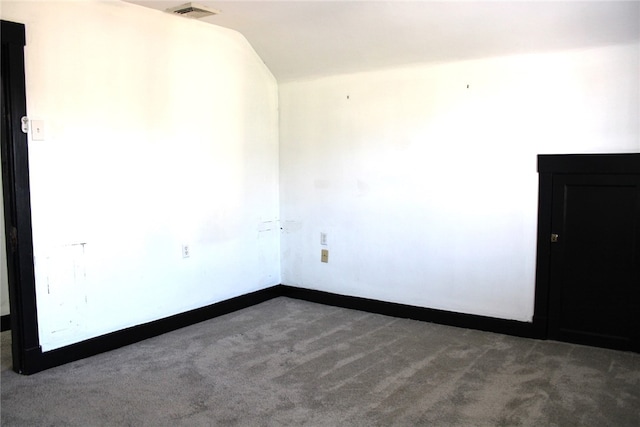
[320, 232, 328, 246]
[321, 249, 329, 263]
[182, 244, 190, 258]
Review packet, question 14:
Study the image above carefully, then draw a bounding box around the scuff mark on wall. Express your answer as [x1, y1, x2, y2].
[42, 243, 87, 336]
[257, 220, 277, 233]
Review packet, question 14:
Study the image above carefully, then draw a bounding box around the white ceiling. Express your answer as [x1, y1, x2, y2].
[125, 1, 640, 82]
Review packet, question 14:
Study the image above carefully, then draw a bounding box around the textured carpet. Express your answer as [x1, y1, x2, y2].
[1, 297, 639, 426]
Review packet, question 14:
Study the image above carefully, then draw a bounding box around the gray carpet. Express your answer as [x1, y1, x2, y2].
[1, 297, 639, 426]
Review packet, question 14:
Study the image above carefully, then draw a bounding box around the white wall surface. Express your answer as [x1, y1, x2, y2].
[0, 1, 280, 350]
[279, 43, 640, 322]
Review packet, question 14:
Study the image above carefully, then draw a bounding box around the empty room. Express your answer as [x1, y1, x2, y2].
[1, 0, 639, 425]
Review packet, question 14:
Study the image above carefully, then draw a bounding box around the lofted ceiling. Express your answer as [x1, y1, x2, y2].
[124, 1, 640, 82]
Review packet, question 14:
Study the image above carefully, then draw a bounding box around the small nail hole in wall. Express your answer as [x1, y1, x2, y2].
[347, 95, 350, 99]
[467, 84, 469, 89]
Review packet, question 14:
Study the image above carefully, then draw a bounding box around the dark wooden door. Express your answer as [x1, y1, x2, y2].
[548, 173, 640, 351]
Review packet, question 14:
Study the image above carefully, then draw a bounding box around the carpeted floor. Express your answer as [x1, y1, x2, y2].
[1, 297, 639, 426]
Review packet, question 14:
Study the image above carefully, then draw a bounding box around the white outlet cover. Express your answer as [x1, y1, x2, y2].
[320, 233, 328, 245]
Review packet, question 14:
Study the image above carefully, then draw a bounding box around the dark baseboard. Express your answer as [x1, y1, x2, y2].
[1, 314, 10, 332]
[280, 285, 544, 340]
[24, 286, 282, 374]
[17, 283, 546, 374]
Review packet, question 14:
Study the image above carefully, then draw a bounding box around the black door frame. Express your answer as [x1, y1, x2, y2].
[534, 153, 640, 352]
[1, 19, 42, 374]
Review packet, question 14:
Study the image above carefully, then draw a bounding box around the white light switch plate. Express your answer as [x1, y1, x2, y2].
[31, 120, 45, 141]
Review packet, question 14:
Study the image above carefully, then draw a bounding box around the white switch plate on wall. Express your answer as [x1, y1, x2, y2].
[31, 120, 45, 141]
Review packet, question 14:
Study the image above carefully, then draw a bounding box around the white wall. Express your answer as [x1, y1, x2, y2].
[279, 43, 640, 322]
[0, 1, 280, 350]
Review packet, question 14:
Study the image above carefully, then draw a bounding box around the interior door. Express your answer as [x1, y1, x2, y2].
[548, 174, 640, 351]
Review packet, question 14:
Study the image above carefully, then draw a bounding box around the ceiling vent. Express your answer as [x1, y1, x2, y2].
[165, 2, 220, 19]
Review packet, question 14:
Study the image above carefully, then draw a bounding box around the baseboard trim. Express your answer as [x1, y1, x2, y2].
[280, 285, 543, 340]
[25, 286, 282, 374]
[1, 314, 10, 332]
[17, 284, 546, 374]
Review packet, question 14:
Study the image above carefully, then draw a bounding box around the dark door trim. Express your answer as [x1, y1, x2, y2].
[1, 20, 42, 374]
[535, 153, 640, 351]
